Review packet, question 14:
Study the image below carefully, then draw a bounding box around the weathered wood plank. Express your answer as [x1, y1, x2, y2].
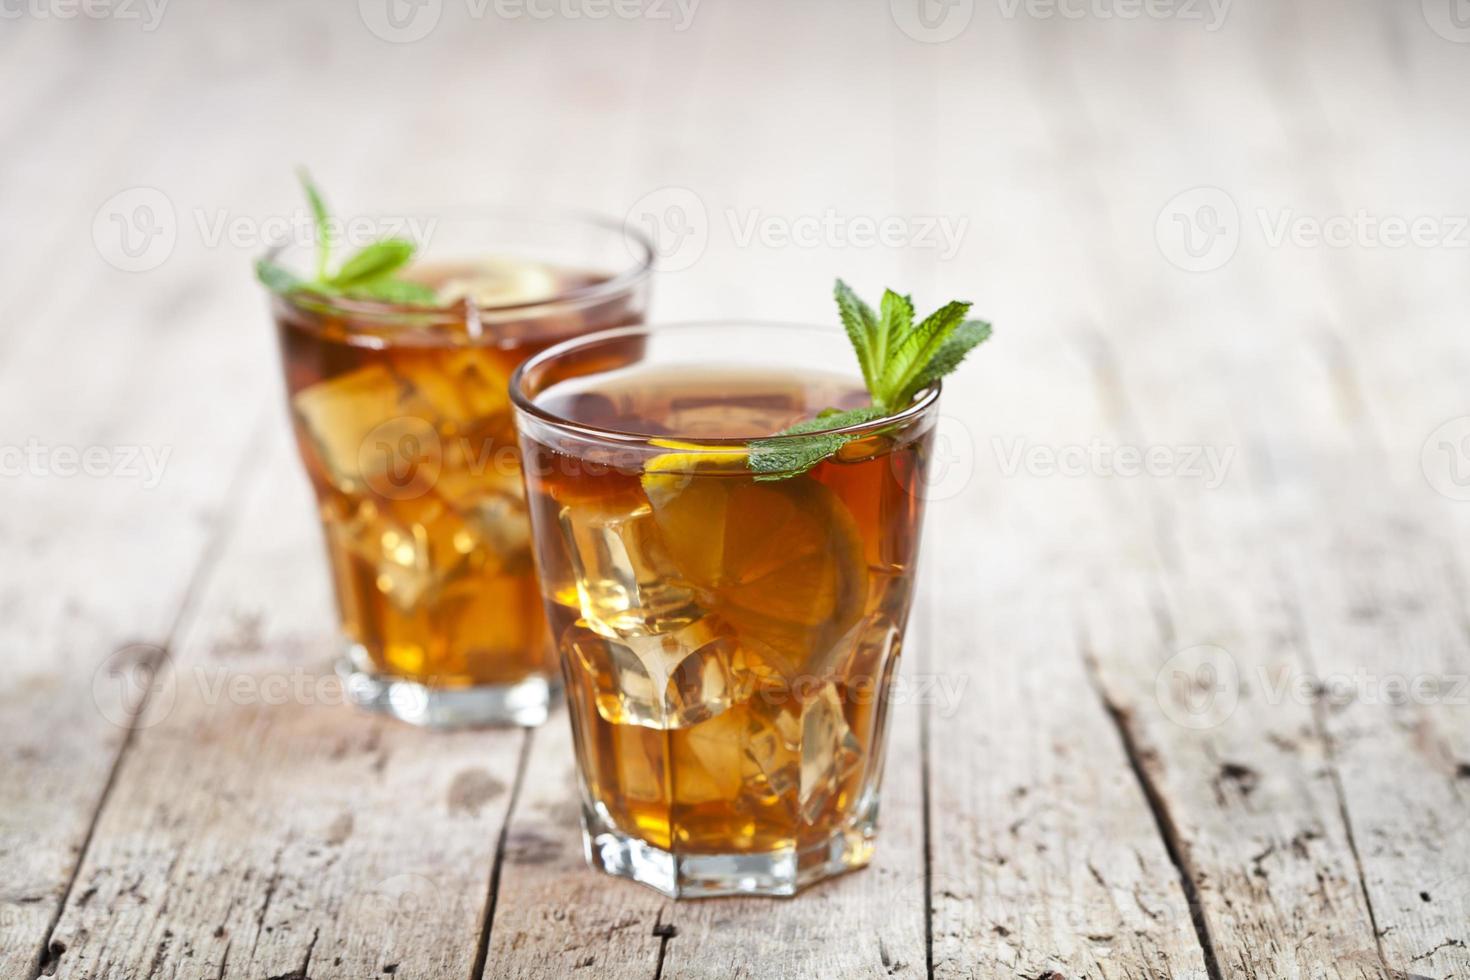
[925, 345, 1212, 979]
[978, 0, 1470, 972]
[44, 433, 527, 979]
[1251, 3, 1470, 972]
[1075, 338, 1390, 978]
[0, 9, 547, 972]
[6, 0, 1470, 977]
[484, 718, 667, 980]
[1074, 225, 1469, 978]
[1280, 496, 1470, 979]
[908, 9, 1230, 971]
[0, 225, 266, 979]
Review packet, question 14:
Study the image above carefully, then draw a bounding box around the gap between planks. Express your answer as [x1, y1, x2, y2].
[1074, 334, 1227, 980]
[28, 414, 274, 980]
[473, 728, 536, 980]
[1080, 643, 1227, 980]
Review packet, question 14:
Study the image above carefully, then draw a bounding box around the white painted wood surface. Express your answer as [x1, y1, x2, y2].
[1, 1, 1467, 977]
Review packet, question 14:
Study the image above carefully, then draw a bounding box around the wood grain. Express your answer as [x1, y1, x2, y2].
[923, 348, 1213, 979]
[43, 435, 527, 979]
[1077, 344, 1389, 978]
[483, 719, 668, 980]
[3, 0, 1469, 976]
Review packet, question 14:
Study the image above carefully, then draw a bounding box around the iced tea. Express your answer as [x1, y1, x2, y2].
[513, 325, 937, 895]
[268, 242, 649, 727]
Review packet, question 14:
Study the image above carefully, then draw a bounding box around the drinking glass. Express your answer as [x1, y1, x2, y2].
[262, 209, 652, 727]
[510, 322, 938, 896]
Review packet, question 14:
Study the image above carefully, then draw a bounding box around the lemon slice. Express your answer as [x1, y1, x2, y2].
[642, 444, 747, 584]
[434, 257, 560, 308]
[640, 447, 868, 679]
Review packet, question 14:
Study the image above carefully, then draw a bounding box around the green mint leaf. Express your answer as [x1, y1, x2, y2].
[259, 172, 440, 308]
[875, 290, 914, 398]
[911, 319, 992, 394]
[834, 279, 878, 393]
[297, 167, 332, 281]
[748, 406, 888, 481]
[880, 299, 972, 406]
[255, 259, 303, 295]
[743, 282, 993, 481]
[330, 238, 417, 287]
[777, 406, 888, 436]
[342, 277, 439, 304]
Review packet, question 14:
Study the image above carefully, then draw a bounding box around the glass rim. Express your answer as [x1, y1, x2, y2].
[257, 205, 656, 323]
[508, 320, 942, 448]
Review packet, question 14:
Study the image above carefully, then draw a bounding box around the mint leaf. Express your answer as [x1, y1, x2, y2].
[879, 299, 971, 407]
[911, 319, 991, 393]
[834, 279, 878, 393]
[748, 406, 888, 481]
[331, 239, 416, 287]
[297, 168, 332, 281]
[875, 290, 914, 385]
[259, 172, 439, 308]
[343, 277, 438, 304]
[778, 407, 889, 436]
[255, 259, 302, 294]
[745, 282, 992, 480]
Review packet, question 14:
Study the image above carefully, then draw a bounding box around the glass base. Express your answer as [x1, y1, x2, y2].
[335, 653, 559, 728]
[581, 801, 877, 898]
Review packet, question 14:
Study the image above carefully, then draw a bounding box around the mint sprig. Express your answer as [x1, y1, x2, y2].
[749, 280, 992, 480]
[254, 169, 438, 306]
[746, 406, 889, 479]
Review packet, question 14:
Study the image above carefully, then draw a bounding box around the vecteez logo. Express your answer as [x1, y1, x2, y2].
[1157, 187, 1470, 272]
[1155, 645, 1239, 730]
[359, 0, 443, 42]
[359, 0, 700, 40]
[624, 187, 710, 273]
[92, 644, 176, 729]
[93, 187, 178, 273]
[891, 0, 975, 43]
[1155, 187, 1241, 273]
[1422, 417, 1470, 502]
[996, 0, 1231, 30]
[1423, 0, 1470, 42]
[0, 0, 170, 30]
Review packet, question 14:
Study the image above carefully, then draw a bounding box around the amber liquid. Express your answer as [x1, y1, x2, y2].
[521, 366, 930, 861]
[274, 263, 642, 688]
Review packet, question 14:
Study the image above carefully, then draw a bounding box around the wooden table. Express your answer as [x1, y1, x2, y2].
[4, 1, 1468, 977]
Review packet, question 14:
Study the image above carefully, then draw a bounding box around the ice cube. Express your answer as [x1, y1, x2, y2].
[326, 496, 478, 613]
[673, 706, 748, 804]
[432, 466, 531, 574]
[743, 689, 801, 807]
[294, 365, 444, 496]
[394, 349, 511, 431]
[799, 683, 863, 823]
[673, 679, 863, 822]
[326, 498, 431, 611]
[563, 617, 748, 730]
[559, 499, 703, 638]
[460, 489, 532, 569]
[436, 569, 543, 679]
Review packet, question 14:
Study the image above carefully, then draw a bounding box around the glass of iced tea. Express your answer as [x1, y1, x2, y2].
[510, 323, 938, 897]
[262, 210, 653, 727]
